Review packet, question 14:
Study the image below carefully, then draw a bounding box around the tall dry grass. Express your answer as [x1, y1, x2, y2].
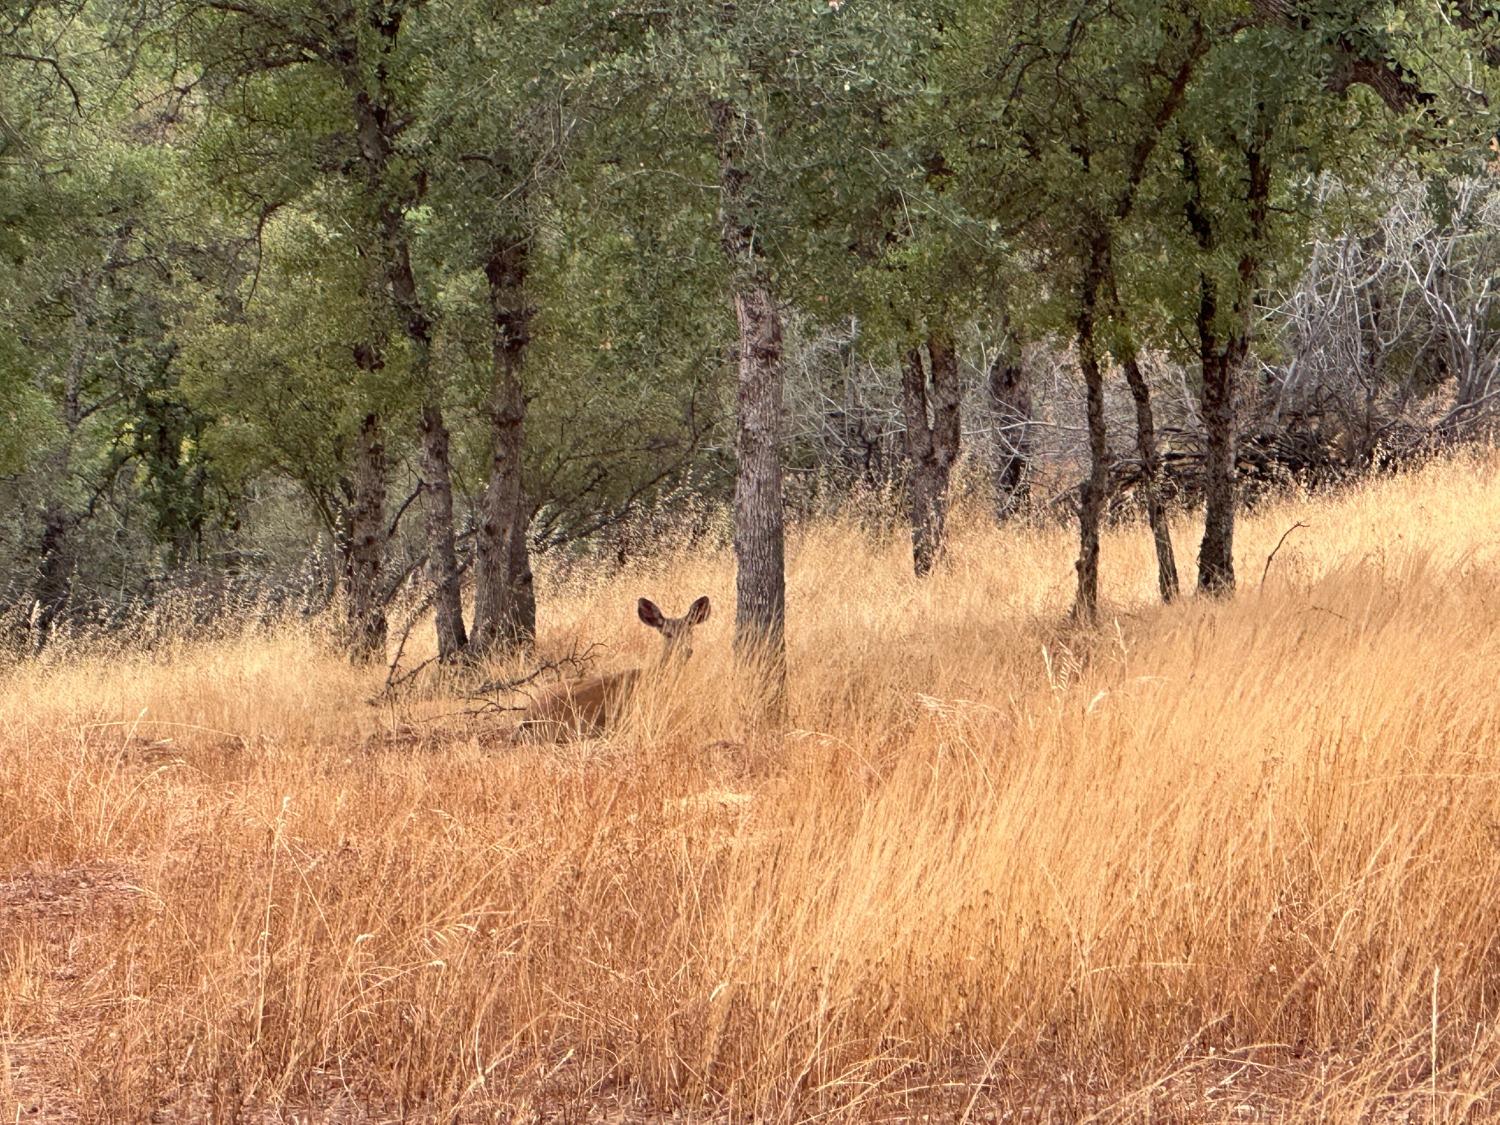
[3, 454, 1500, 1121]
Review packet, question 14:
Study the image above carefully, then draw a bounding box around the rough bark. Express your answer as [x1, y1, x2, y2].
[346, 410, 388, 663]
[343, 20, 466, 659]
[900, 331, 962, 576]
[1196, 339, 1240, 595]
[471, 239, 537, 656]
[986, 334, 1031, 521]
[1118, 342, 1180, 603]
[1074, 238, 1110, 622]
[381, 219, 466, 658]
[419, 400, 468, 659]
[1183, 133, 1267, 596]
[729, 285, 787, 669]
[711, 96, 787, 713]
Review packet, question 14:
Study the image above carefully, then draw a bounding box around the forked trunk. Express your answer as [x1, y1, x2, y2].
[711, 96, 788, 716]
[345, 37, 466, 658]
[346, 410, 389, 663]
[472, 239, 537, 656]
[1182, 133, 1266, 596]
[900, 331, 962, 576]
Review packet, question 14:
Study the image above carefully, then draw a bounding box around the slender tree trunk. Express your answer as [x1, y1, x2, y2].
[711, 96, 787, 713]
[731, 284, 787, 660]
[901, 348, 939, 574]
[900, 331, 962, 576]
[1182, 133, 1266, 596]
[388, 234, 466, 659]
[1074, 238, 1110, 622]
[1099, 248, 1176, 600]
[986, 333, 1031, 521]
[347, 51, 467, 659]
[31, 508, 73, 650]
[471, 239, 536, 656]
[418, 400, 468, 658]
[1119, 345, 1179, 602]
[346, 411, 388, 663]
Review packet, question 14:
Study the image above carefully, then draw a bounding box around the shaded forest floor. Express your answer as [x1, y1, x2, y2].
[4, 453, 1500, 1122]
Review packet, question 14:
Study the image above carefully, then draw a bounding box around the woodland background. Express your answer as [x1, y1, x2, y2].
[3, 0, 1500, 667]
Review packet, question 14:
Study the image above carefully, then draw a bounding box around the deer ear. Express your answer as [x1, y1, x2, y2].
[685, 595, 711, 625]
[638, 598, 665, 629]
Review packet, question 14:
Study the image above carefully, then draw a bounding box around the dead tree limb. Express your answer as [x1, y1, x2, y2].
[1262, 521, 1308, 585]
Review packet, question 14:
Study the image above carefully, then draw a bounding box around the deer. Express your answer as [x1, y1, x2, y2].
[511, 595, 711, 742]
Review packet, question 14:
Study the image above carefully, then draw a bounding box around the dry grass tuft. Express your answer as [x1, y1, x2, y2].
[4, 453, 1500, 1121]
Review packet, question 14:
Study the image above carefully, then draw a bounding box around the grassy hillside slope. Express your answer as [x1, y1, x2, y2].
[3, 454, 1499, 1121]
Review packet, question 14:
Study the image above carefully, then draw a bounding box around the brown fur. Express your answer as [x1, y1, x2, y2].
[512, 596, 710, 742]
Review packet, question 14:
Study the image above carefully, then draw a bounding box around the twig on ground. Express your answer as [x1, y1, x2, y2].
[466, 642, 605, 706]
[374, 585, 447, 702]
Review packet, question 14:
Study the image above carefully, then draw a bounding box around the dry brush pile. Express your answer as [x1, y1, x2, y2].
[3, 453, 1500, 1122]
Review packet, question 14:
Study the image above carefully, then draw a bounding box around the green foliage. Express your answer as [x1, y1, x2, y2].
[3, 0, 1500, 622]
[176, 209, 413, 518]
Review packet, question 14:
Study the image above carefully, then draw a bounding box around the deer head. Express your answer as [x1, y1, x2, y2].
[637, 595, 711, 663]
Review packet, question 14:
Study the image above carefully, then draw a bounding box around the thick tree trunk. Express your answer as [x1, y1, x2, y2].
[1074, 241, 1110, 622]
[1196, 340, 1239, 595]
[711, 96, 787, 713]
[346, 411, 388, 663]
[471, 239, 536, 656]
[986, 335, 1031, 521]
[1119, 346, 1180, 602]
[900, 332, 962, 576]
[730, 282, 787, 673]
[711, 99, 792, 714]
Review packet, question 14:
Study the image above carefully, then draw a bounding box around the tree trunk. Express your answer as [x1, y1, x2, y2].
[730, 282, 787, 685]
[1196, 340, 1239, 595]
[900, 331, 962, 576]
[342, 23, 467, 659]
[31, 507, 73, 650]
[419, 400, 468, 660]
[1182, 133, 1266, 596]
[986, 333, 1031, 521]
[387, 233, 466, 659]
[346, 411, 388, 663]
[711, 96, 787, 714]
[471, 239, 537, 656]
[1119, 345, 1180, 603]
[1074, 238, 1110, 622]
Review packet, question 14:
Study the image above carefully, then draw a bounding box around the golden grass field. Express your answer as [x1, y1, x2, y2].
[3, 453, 1500, 1122]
